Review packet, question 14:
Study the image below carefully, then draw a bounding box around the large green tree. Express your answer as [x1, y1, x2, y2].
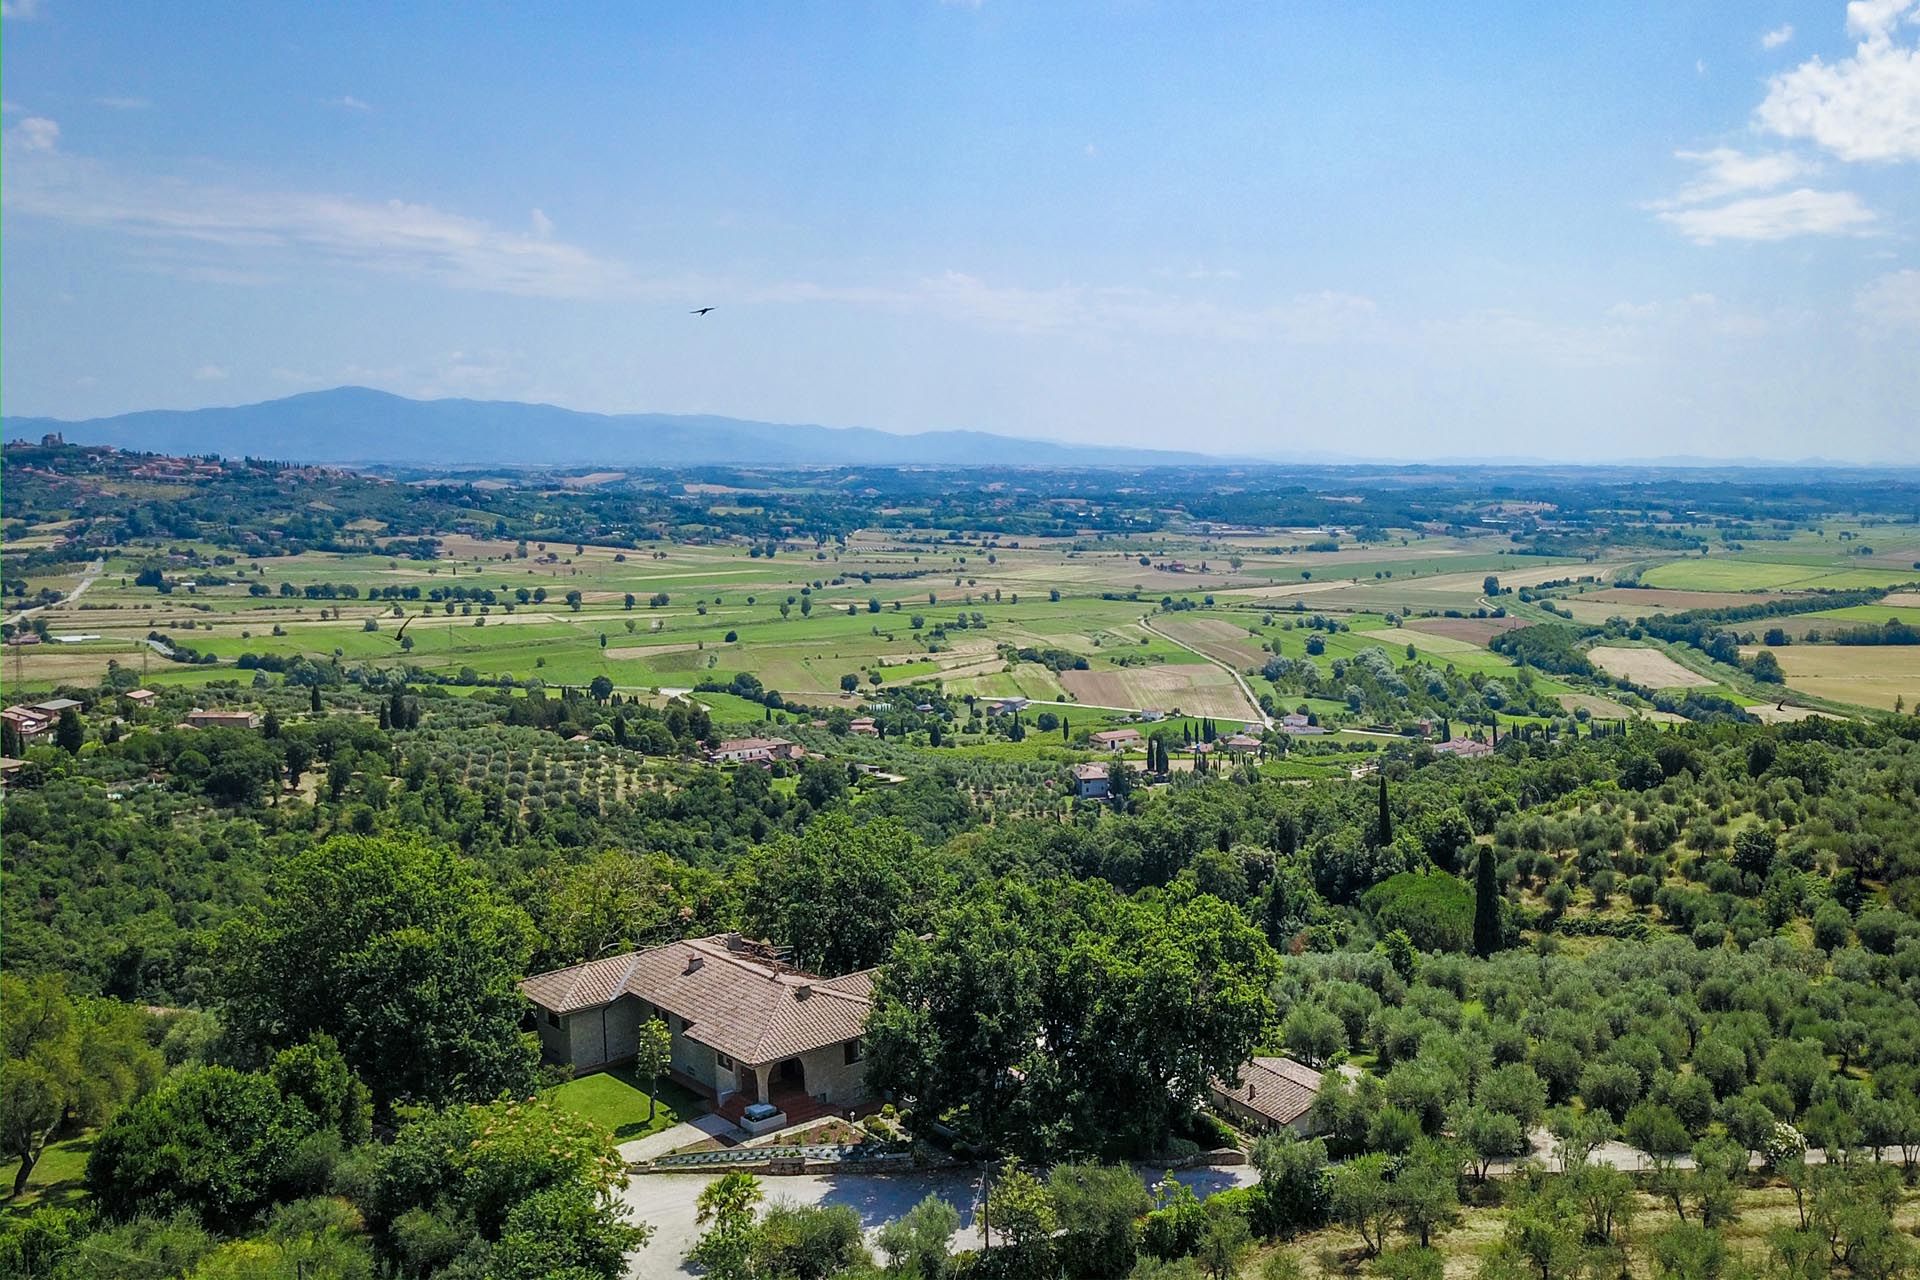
[742, 813, 936, 974]
[85, 1066, 302, 1230]
[214, 834, 539, 1109]
[868, 878, 1277, 1159]
[0, 975, 161, 1197]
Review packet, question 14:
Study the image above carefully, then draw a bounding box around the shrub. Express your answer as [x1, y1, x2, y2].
[1361, 873, 1473, 954]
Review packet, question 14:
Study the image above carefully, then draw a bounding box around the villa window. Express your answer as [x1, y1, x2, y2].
[545, 1010, 560, 1029]
[844, 1038, 864, 1065]
[716, 1051, 735, 1071]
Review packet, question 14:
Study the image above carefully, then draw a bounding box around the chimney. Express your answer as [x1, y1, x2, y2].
[1248, 1084, 1256, 1101]
[794, 982, 812, 999]
[685, 954, 704, 974]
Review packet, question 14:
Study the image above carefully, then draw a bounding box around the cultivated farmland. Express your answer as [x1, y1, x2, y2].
[1587, 645, 1717, 688]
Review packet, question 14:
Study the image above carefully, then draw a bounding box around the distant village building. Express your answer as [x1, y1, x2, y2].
[1220, 734, 1263, 754]
[848, 717, 878, 736]
[1071, 761, 1110, 800]
[183, 708, 262, 730]
[1, 707, 54, 741]
[1431, 737, 1495, 758]
[707, 737, 807, 766]
[1278, 713, 1327, 736]
[125, 689, 159, 706]
[1089, 727, 1143, 751]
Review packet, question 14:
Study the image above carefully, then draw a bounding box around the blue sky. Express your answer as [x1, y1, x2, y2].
[3, 1, 1917, 461]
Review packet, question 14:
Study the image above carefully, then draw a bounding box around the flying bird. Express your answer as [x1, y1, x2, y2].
[690, 307, 715, 316]
[393, 613, 415, 644]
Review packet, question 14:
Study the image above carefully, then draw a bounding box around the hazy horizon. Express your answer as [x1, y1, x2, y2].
[4, 2, 1918, 462]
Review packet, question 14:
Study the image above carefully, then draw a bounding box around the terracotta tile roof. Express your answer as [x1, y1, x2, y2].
[520, 935, 874, 1067]
[1072, 762, 1109, 780]
[1212, 1055, 1323, 1127]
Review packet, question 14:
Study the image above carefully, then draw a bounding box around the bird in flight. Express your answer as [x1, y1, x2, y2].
[393, 613, 415, 644]
[690, 307, 715, 316]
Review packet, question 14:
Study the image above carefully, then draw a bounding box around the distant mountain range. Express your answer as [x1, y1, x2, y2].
[2, 387, 1228, 469]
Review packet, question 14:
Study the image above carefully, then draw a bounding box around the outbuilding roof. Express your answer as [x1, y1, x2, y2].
[1212, 1055, 1324, 1127]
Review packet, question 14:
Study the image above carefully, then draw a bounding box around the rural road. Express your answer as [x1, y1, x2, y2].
[4, 556, 104, 628]
[1139, 613, 1271, 729]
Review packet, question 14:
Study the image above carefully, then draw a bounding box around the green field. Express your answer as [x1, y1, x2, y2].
[1640, 556, 1920, 592]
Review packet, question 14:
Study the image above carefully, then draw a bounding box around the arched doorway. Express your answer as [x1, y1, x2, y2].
[774, 1057, 805, 1092]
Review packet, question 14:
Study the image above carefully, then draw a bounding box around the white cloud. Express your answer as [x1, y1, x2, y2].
[1, 0, 44, 18]
[1657, 147, 1814, 205]
[193, 364, 229, 381]
[1855, 268, 1920, 328]
[1847, 0, 1915, 38]
[95, 96, 151, 110]
[530, 207, 554, 239]
[1696, 59, 1709, 76]
[1763, 24, 1795, 49]
[1757, 0, 1920, 161]
[328, 95, 372, 112]
[1656, 187, 1877, 242]
[0, 142, 657, 301]
[5, 116, 59, 152]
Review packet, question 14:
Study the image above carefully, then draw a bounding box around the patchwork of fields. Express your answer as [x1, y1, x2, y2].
[9, 515, 1917, 722]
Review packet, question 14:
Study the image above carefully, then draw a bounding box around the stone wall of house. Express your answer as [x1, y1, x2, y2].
[535, 997, 646, 1073]
[796, 1039, 872, 1106]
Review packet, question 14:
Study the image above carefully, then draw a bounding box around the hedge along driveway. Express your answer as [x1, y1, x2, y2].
[617, 1162, 1258, 1277]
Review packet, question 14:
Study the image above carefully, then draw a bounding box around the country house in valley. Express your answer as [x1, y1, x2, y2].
[521, 933, 876, 1123]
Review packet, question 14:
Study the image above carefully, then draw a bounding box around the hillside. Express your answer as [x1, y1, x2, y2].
[2, 387, 1225, 469]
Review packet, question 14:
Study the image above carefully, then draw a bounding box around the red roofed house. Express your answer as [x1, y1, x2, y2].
[1209, 1055, 1327, 1135]
[521, 933, 875, 1124]
[1071, 761, 1110, 800]
[1431, 737, 1495, 758]
[708, 737, 807, 766]
[1089, 727, 1142, 751]
[125, 689, 160, 707]
[0, 706, 54, 742]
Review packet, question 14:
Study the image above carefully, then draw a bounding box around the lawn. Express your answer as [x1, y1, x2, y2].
[544, 1066, 703, 1142]
[1, 1133, 95, 1215]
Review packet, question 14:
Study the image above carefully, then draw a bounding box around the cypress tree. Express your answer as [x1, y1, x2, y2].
[53, 707, 84, 754]
[1474, 844, 1501, 957]
[378, 703, 391, 731]
[310, 684, 322, 715]
[1376, 772, 1392, 846]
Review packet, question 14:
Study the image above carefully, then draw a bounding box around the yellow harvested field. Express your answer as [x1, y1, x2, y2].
[1059, 663, 1259, 719]
[1153, 617, 1267, 666]
[1743, 701, 1833, 724]
[1767, 645, 1920, 712]
[1587, 646, 1716, 688]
